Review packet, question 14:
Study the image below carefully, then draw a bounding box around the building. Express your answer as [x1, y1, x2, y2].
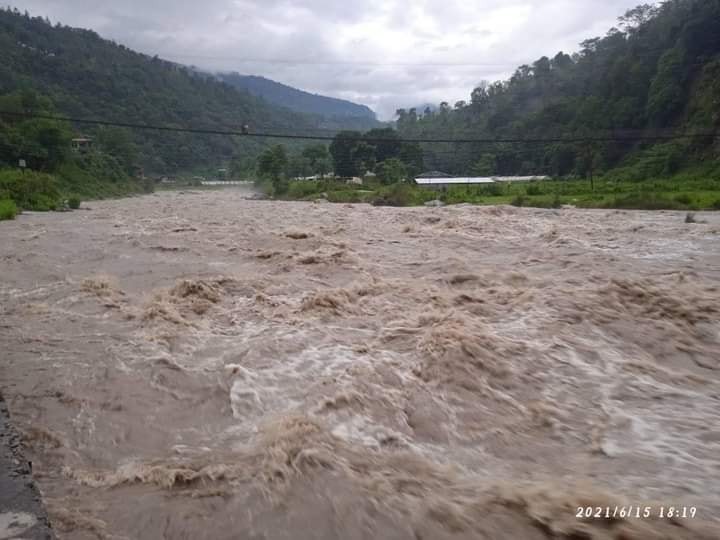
[415, 176, 497, 187]
[71, 137, 93, 153]
[492, 176, 550, 183]
[414, 171, 549, 189]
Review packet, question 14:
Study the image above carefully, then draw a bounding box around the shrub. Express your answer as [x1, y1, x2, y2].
[526, 184, 543, 196]
[0, 169, 60, 210]
[141, 178, 155, 193]
[674, 193, 693, 205]
[286, 180, 322, 199]
[712, 199, 720, 210]
[510, 194, 525, 207]
[0, 199, 17, 220]
[480, 183, 503, 197]
[68, 196, 81, 209]
[326, 190, 367, 203]
[605, 193, 681, 210]
[372, 183, 416, 207]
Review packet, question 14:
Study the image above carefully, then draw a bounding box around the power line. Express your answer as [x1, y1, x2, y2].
[0, 110, 717, 145]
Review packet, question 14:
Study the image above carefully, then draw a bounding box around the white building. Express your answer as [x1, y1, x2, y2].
[414, 175, 549, 188]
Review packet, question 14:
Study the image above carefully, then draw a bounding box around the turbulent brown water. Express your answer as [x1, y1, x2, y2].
[1, 189, 720, 539]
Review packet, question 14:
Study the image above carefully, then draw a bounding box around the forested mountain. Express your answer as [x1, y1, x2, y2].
[396, 0, 720, 178]
[0, 8, 322, 174]
[216, 73, 381, 131]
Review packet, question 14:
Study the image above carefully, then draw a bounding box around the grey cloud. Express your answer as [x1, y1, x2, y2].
[16, 0, 656, 119]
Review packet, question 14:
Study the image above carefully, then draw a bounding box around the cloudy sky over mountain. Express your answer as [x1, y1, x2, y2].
[18, 0, 652, 119]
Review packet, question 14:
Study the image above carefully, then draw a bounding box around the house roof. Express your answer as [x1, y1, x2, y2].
[415, 177, 496, 185]
[492, 175, 550, 182]
[415, 175, 550, 185]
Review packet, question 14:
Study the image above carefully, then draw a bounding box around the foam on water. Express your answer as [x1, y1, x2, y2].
[1, 191, 719, 539]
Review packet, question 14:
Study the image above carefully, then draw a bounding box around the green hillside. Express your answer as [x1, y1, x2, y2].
[0, 7, 319, 174]
[394, 0, 720, 180]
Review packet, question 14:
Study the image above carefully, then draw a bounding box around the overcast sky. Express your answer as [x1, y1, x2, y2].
[17, 0, 650, 119]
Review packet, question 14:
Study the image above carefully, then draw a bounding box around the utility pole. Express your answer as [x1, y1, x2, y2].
[585, 144, 594, 192]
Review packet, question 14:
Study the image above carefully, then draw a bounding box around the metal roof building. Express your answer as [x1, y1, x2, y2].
[415, 177, 497, 185]
[415, 175, 550, 187]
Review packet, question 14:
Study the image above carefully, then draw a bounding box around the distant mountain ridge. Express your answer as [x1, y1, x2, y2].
[216, 73, 376, 120]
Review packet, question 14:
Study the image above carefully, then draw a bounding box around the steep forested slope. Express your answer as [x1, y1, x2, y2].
[0, 8, 318, 173]
[396, 0, 720, 178]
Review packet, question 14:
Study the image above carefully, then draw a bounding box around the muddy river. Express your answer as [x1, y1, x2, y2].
[1, 189, 720, 539]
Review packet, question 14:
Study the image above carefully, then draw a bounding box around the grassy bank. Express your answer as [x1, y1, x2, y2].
[0, 163, 151, 217]
[273, 169, 720, 210]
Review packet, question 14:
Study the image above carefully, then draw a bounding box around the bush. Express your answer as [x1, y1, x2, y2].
[286, 180, 322, 199]
[480, 183, 504, 197]
[674, 193, 693, 205]
[0, 169, 60, 210]
[510, 194, 526, 207]
[68, 196, 81, 209]
[372, 183, 417, 207]
[141, 178, 155, 193]
[326, 190, 370, 203]
[526, 183, 543, 196]
[712, 199, 720, 210]
[0, 199, 17, 220]
[604, 193, 682, 210]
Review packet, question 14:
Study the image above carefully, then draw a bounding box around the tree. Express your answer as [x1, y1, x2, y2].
[315, 157, 332, 178]
[287, 155, 312, 179]
[364, 128, 402, 162]
[647, 47, 685, 125]
[439, 102, 451, 121]
[395, 108, 408, 130]
[471, 81, 490, 108]
[351, 142, 376, 175]
[470, 154, 496, 176]
[329, 131, 361, 177]
[301, 144, 330, 173]
[618, 4, 658, 33]
[257, 144, 288, 186]
[399, 143, 424, 179]
[376, 158, 408, 185]
[96, 127, 138, 172]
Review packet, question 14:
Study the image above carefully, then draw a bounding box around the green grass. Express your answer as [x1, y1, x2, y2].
[0, 199, 18, 220]
[279, 171, 720, 211]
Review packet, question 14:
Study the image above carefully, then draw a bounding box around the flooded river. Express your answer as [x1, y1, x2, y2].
[1, 190, 719, 539]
